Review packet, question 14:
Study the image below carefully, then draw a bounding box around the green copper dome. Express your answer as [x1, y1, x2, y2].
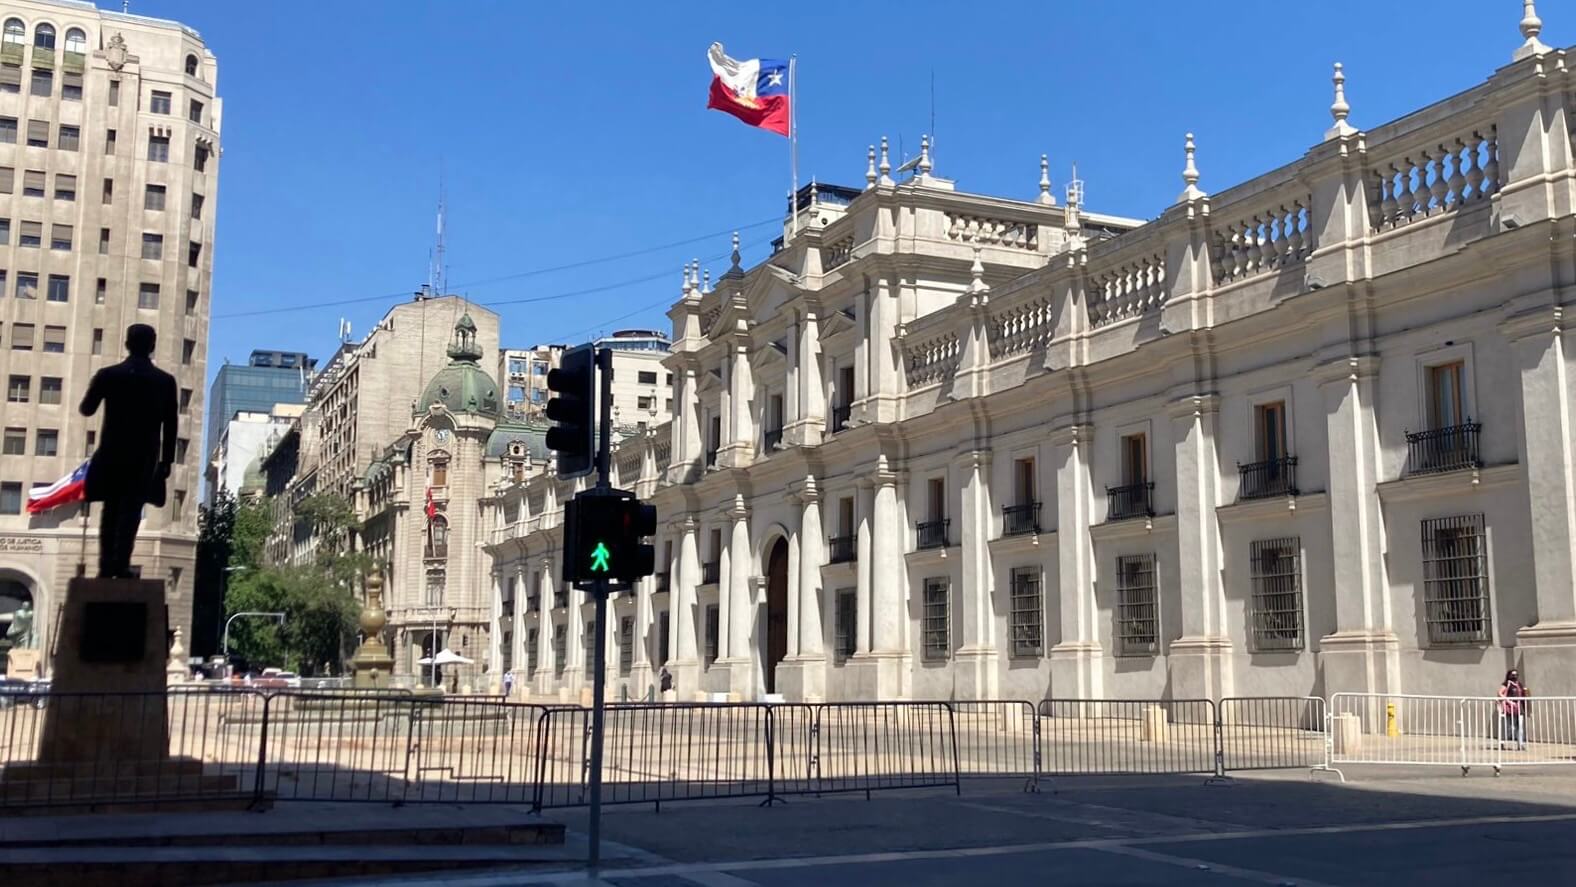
[416, 314, 501, 418]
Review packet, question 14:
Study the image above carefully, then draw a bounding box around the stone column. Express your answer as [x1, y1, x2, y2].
[1049, 424, 1101, 699]
[674, 367, 703, 481]
[1166, 393, 1234, 700]
[1505, 305, 1576, 695]
[779, 475, 827, 700]
[534, 559, 554, 696]
[848, 456, 907, 699]
[722, 342, 755, 467]
[790, 307, 825, 446]
[718, 496, 757, 698]
[669, 517, 702, 696]
[1315, 354, 1400, 696]
[631, 572, 654, 697]
[855, 481, 874, 655]
[953, 449, 999, 699]
[565, 580, 586, 694]
[863, 276, 901, 423]
[511, 566, 527, 695]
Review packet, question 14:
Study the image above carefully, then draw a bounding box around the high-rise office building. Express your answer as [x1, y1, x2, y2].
[203, 349, 313, 503]
[0, 0, 220, 673]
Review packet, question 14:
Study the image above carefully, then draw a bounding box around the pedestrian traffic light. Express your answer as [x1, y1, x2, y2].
[560, 491, 658, 589]
[545, 344, 596, 478]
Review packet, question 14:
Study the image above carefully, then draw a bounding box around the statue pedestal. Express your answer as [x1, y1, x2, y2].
[0, 578, 241, 808]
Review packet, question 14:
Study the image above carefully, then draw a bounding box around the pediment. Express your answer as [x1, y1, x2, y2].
[696, 366, 726, 394]
[821, 306, 859, 339]
[754, 338, 789, 368]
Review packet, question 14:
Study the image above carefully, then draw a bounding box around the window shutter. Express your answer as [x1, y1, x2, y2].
[25, 118, 46, 142]
[0, 65, 19, 88]
[0, 166, 11, 193]
[20, 220, 40, 239]
[22, 169, 43, 191]
[61, 70, 81, 89]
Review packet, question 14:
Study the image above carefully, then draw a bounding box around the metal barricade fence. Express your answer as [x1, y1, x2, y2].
[951, 700, 1040, 788]
[1329, 692, 1576, 774]
[1037, 698, 1218, 775]
[811, 702, 960, 797]
[1218, 696, 1328, 772]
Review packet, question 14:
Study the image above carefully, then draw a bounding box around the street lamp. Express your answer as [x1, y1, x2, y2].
[222, 610, 285, 675]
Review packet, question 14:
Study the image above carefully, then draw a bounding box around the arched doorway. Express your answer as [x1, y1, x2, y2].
[764, 538, 789, 694]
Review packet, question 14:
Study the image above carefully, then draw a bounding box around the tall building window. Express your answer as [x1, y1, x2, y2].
[91, 328, 102, 355]
[185, 54, 199, 77]
[15, 272, 35, 299]
[187, 240, 201, 267]
[35, 428, 57, 456]
[834, 589, 857, 662]
[144, 184, 165, 211]
[178, 387, 191, 411]
[9, 323, 31, 349]
[49, 224, 70, 250]
[28, 69, 49, 97]
[57, 124, 78, 152]
[1, 19, 20, 49]
[95, 278, 106, 303]
[922, 577, 950, 660]
[25, 118, 46, 147]
[61, 71, 80, 101]
[1009, 567, 1043, 657]
[704, 604, 720, 664]
[638, 370, 658, 384]
[425, 515, 449, 559]
[150, 90, 171, 114]
[190, 192, 204, 219]
[138, 282, 160, 309]
[174, 438, 189, 464]
[1249, 537, 1303, 652]
[425, 570, 444, 606]
[527, 628, 539, 674]
[0, 482, 21, 515]
[1426, 361, 1466, 430]
[45, 275, 67, 302]
[6, 375, 29, 403]
[38, 377, 59, 404]
[185, 290, 199, 314]
[0, 116, 15, 143]
[194, 144, 209, 172]
[41, 324, 64, 352]
[0, 166, 12, 194]
[553, 625, 566, 676]
[1121, 433, 1148, 485]
[188, 99, 203, 124]
[53, 174, 74, 201]
[1422, 514, 1491, 645]
[107, 79, 118, 106]
[147, 135, 169, 163]
[2, 427, 23, 455]
[33, 24, 54, 50]
[141, 233, 163, 260]
[1115, 554, 1159, 656]
[97, 228, 109, 255]
[181, 339, 196, 365]
[104, 129, 115, 154]
[0, 217, 9, 243]
[618, 615, 633, 675]
[0, 66, 16, 95]
[101, 178, 112, 203]
[22, 169, 43, 197]
[18, 220, 38, 247]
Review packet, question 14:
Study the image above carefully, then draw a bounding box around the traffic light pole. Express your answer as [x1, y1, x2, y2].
[587, 347, 613, 874]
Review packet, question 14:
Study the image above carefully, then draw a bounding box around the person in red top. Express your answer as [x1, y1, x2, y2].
[1498, 669, 1530, 751]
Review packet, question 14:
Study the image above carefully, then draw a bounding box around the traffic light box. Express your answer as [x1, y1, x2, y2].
[544, 344, 596, 478]
[562, 491, 658, 588]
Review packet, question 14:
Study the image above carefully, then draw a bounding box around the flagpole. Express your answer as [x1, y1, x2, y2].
[789, 54, 798, 236]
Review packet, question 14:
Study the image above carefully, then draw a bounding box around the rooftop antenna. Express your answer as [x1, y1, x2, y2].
[432, 171, 447, 297]
[122, 1, 129, 13]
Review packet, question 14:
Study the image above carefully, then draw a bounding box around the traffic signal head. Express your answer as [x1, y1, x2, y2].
[560, 492, 659, 589]
[615, 499, 658, 583]
[545, 344, 596, 479]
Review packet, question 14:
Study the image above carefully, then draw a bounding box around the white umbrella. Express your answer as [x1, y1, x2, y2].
[431, 648, 473, 666]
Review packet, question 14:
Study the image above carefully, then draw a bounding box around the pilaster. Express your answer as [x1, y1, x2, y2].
[777, 475, 827, 701]
[1166, 392, 1234, 700]
[1049, 422, 1101, 699]
[715, 496, 758, 699]
[952, 447, 998, 699]
[668, 516, 702, 697]
[846, 455, 908, 699]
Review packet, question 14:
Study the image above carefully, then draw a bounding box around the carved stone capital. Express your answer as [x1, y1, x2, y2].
[1165, 391, 1221, 420]
[1310, 353, 1380, 387]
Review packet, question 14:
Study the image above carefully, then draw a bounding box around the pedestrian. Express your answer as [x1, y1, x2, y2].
[503, 668, 515, 699]
[659, 665, 673, 694]
[1498, 668, 1530, 751]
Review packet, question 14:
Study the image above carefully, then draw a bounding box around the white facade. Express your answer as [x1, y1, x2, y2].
[487, 24, 1576, 703]
[207, 403, 301, 501]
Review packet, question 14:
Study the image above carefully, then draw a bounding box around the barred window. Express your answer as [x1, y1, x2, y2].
[618, 616, 633, 675]
[1007, 567, 1042, 657]
[1249, 538, 1304, 651]
[1115, 554, 1159, 656]
[527, 628, 539, 675]
[834, 589, 857, 662]
[704, 605, 719, 665]
[424, 570, 444, 606]
[583, 620, 595, 668]
[553, 625, 566, 676]
[922, 577, 950, 660]
[1422, 514, 1490, 644]
[656, 610, 670, 666]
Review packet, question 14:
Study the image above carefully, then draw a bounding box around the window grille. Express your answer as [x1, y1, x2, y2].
[704, 605, 719, 664]
[1010, 568, 1043, 657]
[922, 577, 950, 660]
[618, 616, 633, 675]
[1249, 538, 1303, 651]
[1115, 554, 1158, 656]
[1422, 514, 1491, 644]
[834, 590, 857, 661]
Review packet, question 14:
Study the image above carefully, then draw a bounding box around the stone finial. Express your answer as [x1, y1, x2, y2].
[809, 178, 819, 205]
[966, 245, 989, 298]
[1177, 132, 1206, 202]
[692, 259, 702, 292]
[1038, 154, 1056, 205]
[1516, 0, 1551, 59]
[681, 263, 693, 295]
[865, 145, 877, 190]
[730, 231, 741, 269]
[1325, 63, 1356, 140]
[702, 269, 711, 292]
[918, 134, 933, 175]
[879, 136, 893, 185]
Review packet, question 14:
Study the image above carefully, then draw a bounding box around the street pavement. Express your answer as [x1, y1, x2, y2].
[289, 769, 1576, 886]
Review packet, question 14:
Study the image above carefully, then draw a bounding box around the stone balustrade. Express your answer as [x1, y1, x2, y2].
[989, 292, 1055, 358]
[1369, 126, 1498, 232]
[945, 212, 1039, 250]
[903, 329, 961, 388]
[1088, 251, 1167, 328]
[1210, 194, 1313, 285]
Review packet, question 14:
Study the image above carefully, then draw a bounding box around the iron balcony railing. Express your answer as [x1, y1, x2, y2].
[915, 518, 950, 550]
[700, 561, 720, 585]
[830, 403, 852, 433]
[762, 427, 784, 451]
[1001, 502, 1041, 537]
[1406, 421, 1481, 476]
[1238, 456, 1299, 500]
[828, 534, 857, 563]
[1106, 481, 1155, 521]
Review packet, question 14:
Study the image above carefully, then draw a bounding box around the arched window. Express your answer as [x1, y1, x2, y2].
[3, 19, 24, 47]
[426, 515, 449, 560]
[64, 28, 85, 55]
[33, 23, 54, 50]
[430, 459, 448, 488]
[184, 54, 198, 76]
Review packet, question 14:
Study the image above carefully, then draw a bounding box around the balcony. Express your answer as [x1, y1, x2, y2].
[915, 518, 950, 550]
[1238, 456, 1299, 500]
[762, 427, 784, 451]
[827, 534, 857, 564]
[1406, 422, 1481, 476]
[1106, 482, 1154, 521]
[700, 561, 720, 585]
[830, 403, 852, 433]
[1001, 503, 1041, 537]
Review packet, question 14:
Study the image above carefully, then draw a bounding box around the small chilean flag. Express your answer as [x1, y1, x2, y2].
[706, 43, 790, 137]
[27, 460, 88, 514]
[425, 487, 437, 521]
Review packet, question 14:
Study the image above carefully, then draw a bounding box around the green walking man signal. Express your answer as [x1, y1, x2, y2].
[589, 541, 612, 574]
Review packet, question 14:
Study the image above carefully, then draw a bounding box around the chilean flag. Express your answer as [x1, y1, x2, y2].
[425, 487, 437, 521]
[706, 43, 790, 137]
[27, 460, 88, 514]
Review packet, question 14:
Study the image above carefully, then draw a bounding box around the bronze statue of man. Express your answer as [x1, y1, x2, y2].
[79, 324, 178, 579]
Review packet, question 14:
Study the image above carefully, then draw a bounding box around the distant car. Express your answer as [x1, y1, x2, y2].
[252, 668, 301, 689]
[0, 677, 48, 709]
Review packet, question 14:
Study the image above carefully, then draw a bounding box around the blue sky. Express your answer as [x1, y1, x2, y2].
[123, 0, 1557, 377]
